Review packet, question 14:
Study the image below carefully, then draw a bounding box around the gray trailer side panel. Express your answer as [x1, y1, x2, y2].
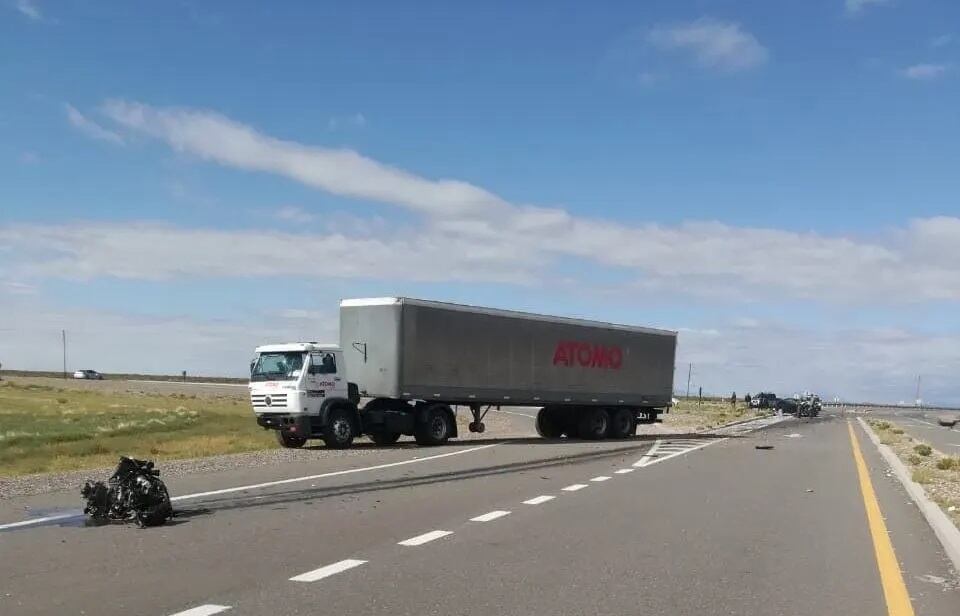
[340, 301, 403, 398]
[380, 298, 674, 407]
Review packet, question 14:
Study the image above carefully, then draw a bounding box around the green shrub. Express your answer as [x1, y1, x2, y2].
[912, 468, 934, 484]
[56, 398, 68, 404]
[936, 457, 957, 471]
[907, 454, 922, 465]
[891, 428, 904, 435]
[914, 444, 933, 457]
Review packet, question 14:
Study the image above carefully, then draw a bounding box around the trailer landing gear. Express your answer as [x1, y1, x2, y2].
[467, 404, 491, 433]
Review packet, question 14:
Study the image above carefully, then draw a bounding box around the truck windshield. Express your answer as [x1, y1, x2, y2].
[250, 352, 305, 382]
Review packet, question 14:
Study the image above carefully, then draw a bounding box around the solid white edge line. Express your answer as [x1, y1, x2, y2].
[398, 530, 453, 546]
[470, 510, 511, 522]
[1, 444, 499, 532]
[0, 513, 79, 530]
[168, 605, 232, 616]
[856, 417, 960, 573]
[590, 476, 612, 482]
[523, 495, 555, 505]
[290, 559, 367, 582]
[614, 468, 635, 474]
[562, 483, 588, 491]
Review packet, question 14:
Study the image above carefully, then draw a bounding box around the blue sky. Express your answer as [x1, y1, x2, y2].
[3, 0, 960, 403]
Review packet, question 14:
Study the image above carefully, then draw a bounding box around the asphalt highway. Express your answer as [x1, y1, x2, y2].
[868, 406, 960, 454]
[1, 412, 958, 616]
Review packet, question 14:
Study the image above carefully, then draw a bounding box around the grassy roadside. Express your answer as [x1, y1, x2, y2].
[866, 419, 960, 528]
[664, 399, 770, 431]
[0, 380, 275, 477]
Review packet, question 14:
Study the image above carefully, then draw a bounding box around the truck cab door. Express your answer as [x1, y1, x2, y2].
[306, 351, 345, 406]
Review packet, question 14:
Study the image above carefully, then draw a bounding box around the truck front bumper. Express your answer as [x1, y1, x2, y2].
[256, 413, 311, 436]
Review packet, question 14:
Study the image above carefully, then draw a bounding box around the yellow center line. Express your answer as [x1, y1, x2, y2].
[847, 421, 915, 616]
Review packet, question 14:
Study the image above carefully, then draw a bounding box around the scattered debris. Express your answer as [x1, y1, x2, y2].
[949, 505, 957, 513]
[785, 433, 802, 438]
[755, 445, 774, 450]
[81, 456, 173, 527]
[805, 489, 814, 493]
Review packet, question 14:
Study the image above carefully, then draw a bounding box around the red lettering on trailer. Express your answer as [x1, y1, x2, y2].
[552, 341, 623, 370]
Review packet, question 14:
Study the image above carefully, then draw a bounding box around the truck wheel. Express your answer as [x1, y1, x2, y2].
[276, 430, 307, 449]
[369, 431, 401, 445]
[609, 408, 636, 439]
[323, 407, 356, 449]
[415, 404, 454, 446]
[535, 407, 564, 439]
[578, 407, 610, 440]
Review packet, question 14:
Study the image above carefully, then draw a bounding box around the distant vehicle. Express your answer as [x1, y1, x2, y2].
[775, 397, 798, 415]
[751, 392, 777, 409]
[249, 297, 677, 449]
[73, 369, 104, 380]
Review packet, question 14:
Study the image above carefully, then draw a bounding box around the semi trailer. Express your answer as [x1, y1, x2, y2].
[249, 297, 677, 449]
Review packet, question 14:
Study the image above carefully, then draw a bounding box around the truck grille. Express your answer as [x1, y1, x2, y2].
[251, 393, 289, 409]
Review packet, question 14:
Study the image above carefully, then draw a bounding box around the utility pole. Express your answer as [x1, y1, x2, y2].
[686, 363, 692, 399]
[62, 329, 67, 379]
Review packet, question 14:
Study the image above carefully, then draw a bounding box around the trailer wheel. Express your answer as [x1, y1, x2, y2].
[415, 404, 454, 446]
[323, 407, 356, 449]
[369, 431, 401, 445]
[578, 407, 610, 440]
[276, 430, 307, 449]
[609, 408, 636, 439]
[535, 407, 564, 439]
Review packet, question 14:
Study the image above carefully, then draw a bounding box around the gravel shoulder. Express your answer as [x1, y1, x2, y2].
[865, 418, 960, 529]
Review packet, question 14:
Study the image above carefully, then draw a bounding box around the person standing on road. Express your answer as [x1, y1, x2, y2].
[730, 391, 737, 408]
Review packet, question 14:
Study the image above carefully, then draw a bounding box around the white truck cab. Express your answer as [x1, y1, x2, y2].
[249, 342, 357, 448]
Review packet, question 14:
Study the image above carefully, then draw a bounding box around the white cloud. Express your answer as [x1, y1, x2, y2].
[275, 205, 315, 223]
[930, 34, 953, 48]
[647, 18, 769, 73]
[0, 299, 338, 376]
[899, 63, 950, 80]
[0, 222, 535, 285]
[64, 104, 124, 144]
[49, 100, 957, 303]
[678, 320, 960, 405]
[845, 0, 893, 15]
[15, 0, 41, 20]
[101, 100, 503, 218]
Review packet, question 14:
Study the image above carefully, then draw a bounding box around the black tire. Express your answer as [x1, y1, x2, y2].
[535, 407, 564, 439]
[578, 407, 610, 440]
[369, 431, 401, 445]
[414, 404, 454, 446]
[609, 407, 637, 439]
[323, 407, 356, 449]
[276, 430, 307, 449]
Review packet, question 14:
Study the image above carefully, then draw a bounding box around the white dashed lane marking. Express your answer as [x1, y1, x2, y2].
[168, 605, 231, 616]
[470, 510, 511, 522]
[614, 468, 635, 474]
[398, 530, 453, 546]
[590, 476, 612, 482]
[523, 495, 555, 505]
[562, 483, 589, 492]
[289, 559, 367, 582]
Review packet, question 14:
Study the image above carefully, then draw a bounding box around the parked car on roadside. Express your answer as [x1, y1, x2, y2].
[751, 392, 777, 409]
[73, 369, 104, 380]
